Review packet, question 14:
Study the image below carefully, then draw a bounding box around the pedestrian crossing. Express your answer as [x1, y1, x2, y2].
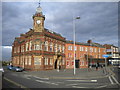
[108, 75, 120, 85]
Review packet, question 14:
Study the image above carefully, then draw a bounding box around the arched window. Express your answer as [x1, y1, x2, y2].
[29, 41, 32, 51]
[36, 44, 40, 50]
[34, 41, 42, 50]
[58, 45, 61, 52]
[26, 42, 29, 51]
[62, 45, 65, 53]
[50, 42, 53, 52]
[44, 41, 48, 51]
[40, 42, 42, 50]
[54, 44, 57, 52]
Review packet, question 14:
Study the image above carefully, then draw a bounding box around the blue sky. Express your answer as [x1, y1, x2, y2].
[2, 1, 118, 61]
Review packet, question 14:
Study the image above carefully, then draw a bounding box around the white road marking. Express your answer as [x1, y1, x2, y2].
[72, 86, 90, 88]
[73, 85, 108, 88]
[66, 79, 97, 82]
[66, 84, 78, 86]
[50, 83, 59, 85]
[33, 76, 49, 80]
[35, 80, 58, 85]
[111, 75, 120, 85]
[96, 85, 108, 88]
[36, 80, 44, 83]
[91, 80, 97, 82]
[108, 76, 114, 84]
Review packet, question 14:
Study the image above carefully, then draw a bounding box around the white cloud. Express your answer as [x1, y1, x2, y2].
[3, 46, 12, 49]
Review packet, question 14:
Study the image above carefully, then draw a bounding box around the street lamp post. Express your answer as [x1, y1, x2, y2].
[73, 16, 80, 75]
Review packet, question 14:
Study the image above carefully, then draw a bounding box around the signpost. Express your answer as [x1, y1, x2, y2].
[102, 54, 112, 75]
[102, 54, 112, 58]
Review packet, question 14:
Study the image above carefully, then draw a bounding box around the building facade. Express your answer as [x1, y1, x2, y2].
[12, 4, 108, 71]
[65, 40, 106, 69]
[12, 5, 66, 70]
[103, 44, 120, 65]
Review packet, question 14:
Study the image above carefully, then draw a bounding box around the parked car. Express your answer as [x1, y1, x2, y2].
[12, 66, 24, 72]
[0, 68, 4, 77]
[7, 65, 13, 70]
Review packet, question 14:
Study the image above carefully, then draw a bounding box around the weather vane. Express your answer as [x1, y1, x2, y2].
[38, 0, 41, 7]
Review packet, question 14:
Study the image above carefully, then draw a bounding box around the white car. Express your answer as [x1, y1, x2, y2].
[118, 65, 120, 69]
[0, 68, 4, 77]
[0, 68, 4, 72]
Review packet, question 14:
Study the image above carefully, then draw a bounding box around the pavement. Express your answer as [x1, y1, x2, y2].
[24, 66, 114, 79]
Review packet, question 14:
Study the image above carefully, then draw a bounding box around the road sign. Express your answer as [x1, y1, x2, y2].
[102, 54, 112, 58]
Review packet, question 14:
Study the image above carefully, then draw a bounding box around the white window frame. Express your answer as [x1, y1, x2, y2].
[44, 57, 48, 65]
[68, 46, 72, 50]
[28, 56, 32, 65]
[14, 47, 16, 53]
[29, 41, 32, 51]
[94, 48, 96, 52]
[75, 46, 77, 51]
[99, 48, 100, 52]
[44, 41, 48, 51]
[34, 57, 41, 65]
[55, 44, 57, 52]
[82, 47, 84, 51]
[62, 45, 65, 53]
[66, 61, 70, 66]
[25, 56, 27, 65]
[50, 42, 53, 52]
[50, 58, 53, 65]
[26, 42, 29, 51]
[85, 47, 88, 52]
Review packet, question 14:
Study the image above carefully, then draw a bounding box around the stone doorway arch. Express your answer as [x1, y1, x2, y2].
[54, 54, 62, 69]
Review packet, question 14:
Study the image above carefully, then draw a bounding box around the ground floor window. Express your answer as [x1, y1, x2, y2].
[44, 57, 48, 65]
[34, 57, 41, 65]
[50, 58, 53, 65]
[62, 58, 65, 65]
[20, 56, 23, 65]
[72, 61, 74, 65]
[86, 61, 88, 66]
[81, 61, 84, 66]
[28, 56, 32, 65]
[66, 61, 69, 66]
[17, 57, 19, 65]
[25, 56, 27, 65]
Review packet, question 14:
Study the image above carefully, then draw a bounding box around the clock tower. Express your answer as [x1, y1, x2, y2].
[33, 3, 45, 32]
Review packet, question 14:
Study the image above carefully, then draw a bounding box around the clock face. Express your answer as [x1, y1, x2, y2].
[36, 20, 41, 24]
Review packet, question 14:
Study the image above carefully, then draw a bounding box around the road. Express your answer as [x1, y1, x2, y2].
[2, 66, 120, 89]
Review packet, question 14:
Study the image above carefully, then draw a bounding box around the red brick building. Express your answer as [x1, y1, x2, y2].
[65, 40, 106, 69]
[12, 5, 66, 70]
[12, 4, 107, 71]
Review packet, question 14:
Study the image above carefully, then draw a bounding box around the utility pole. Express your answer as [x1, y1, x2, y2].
[73, 15, 80, 75]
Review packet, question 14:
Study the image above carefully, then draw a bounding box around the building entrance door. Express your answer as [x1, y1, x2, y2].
[75, 60, 80, 68]
[54, 60, 58, 69]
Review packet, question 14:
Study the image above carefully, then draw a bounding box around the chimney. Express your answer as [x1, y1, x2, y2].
[87, 40, 92, 43]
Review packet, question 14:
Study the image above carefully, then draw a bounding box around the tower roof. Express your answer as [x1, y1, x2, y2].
[36, 2, 42, 14]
